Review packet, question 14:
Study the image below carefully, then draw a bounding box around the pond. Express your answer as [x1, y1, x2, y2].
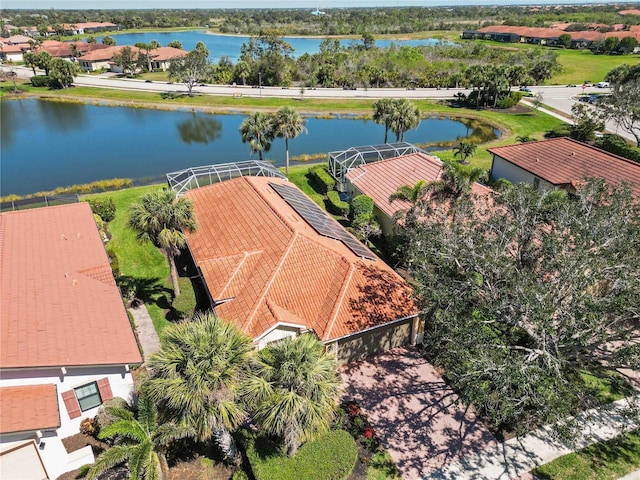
[1, 99, 499, 196]
[98, 30, 444, 63]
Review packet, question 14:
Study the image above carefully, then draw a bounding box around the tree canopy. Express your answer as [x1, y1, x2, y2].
[398, 180, 640, 436]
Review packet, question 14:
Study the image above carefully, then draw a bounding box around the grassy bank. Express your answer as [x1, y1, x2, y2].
[533, 430, 640, 480]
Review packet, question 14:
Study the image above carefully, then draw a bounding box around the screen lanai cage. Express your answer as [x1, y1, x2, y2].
[166, 161, 287, 196]
[328, 142, 426, 191]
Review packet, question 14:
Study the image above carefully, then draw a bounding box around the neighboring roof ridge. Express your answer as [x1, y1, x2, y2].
[218, 250, 263, 299]
[323, 263, 357, 340]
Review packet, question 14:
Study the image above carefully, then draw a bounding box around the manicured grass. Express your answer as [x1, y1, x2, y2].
[367, 451, 402, 480]
[533, 430, 640, 480]
[285, 163, 325, 207]
[242, 429, 358, 480]
[83, 185, 172, 334]
[552, 49, 639, 85]
[579, 370, 636, 404]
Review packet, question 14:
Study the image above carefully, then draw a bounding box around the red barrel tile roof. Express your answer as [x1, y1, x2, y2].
[184, 177, 417, 342]
[0, 203, 142, 369]
[345, 152, 492, 218]
[0, 385, 60, 433]
[488, 137, 640, 197]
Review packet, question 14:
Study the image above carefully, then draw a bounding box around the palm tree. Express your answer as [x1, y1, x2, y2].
[242, 333, 340, 457]
[390, 99, 420, 142]
[453, 140, 478, 164]
[128, 189, 196, 297]
[273, 107, 307, 175]
[146, 312, 252, 461]
[87, 390, 193, 480]
[239, 112, 275, 161]
[372, 98, 395, 143]
[426, 160, 486, 202]
[389, 179, 430, 225]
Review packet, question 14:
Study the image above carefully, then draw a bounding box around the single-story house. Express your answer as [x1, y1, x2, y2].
[0, 43, 27, 62]
[488, 137, 640, 197]
[182, 176, 420, 365]
[345, 152, 493, 237]
[0, 203, 142, 480]
[77, 45, 138, 72]
[147, 46, 188, 71]
[61, 22, 118, 35]
[42, 41, 111, 62]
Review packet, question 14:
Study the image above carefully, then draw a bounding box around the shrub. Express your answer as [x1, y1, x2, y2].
[95, 397, 130, 430]
[309, 166, 336, 194]
[232, 472, 249, 480]
[94, 213, 106, 240]
[106, 244, 120, 277]
[595, 134, 640, 163]
[88, 197, 116, 222]
[349, 195, 374, 220]
[495, 92, 523, 109]
[243, 429, 357, 480]
[326, 191, 349, 217]
[30, 75, 51, 87]
[172, 277, 196, 319]
[545, 124, 572, 138]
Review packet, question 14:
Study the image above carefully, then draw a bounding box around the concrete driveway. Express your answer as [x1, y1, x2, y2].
[341, 347, 496, 480]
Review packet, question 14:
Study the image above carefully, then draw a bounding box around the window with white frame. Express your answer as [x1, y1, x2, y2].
[74, 382, 102, 411]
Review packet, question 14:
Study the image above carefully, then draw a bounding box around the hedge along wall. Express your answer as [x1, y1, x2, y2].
[244, 429, 358, 480]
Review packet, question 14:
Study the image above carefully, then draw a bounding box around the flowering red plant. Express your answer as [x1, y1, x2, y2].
[363, 427, 375, 439]
[347, 402, 360, 416]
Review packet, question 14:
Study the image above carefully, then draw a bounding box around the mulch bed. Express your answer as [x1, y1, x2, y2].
[61, 432, 109, 455]
[168, 455, 235, 480]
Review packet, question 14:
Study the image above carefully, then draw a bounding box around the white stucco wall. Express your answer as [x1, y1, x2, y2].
[255, 325, 303, 350]
[0, 365, 135, 479]
[490, 155, 556, 191]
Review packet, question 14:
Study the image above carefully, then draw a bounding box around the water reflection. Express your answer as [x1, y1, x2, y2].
[36, 99, 87, 132]
[177, 113, 223, 145]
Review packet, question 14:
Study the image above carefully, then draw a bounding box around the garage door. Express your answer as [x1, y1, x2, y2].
[0, 442, 48, 480]
[335, 318, 413, 365]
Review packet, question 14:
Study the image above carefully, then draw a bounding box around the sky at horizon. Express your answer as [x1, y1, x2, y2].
[3, 0, 639, 9]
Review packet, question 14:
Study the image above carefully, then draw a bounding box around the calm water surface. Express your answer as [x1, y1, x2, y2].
[1, 99, 497, 196]
[98, 31, 443, 62]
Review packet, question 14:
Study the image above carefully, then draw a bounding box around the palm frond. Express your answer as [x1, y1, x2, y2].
[86, 445, 133, 480]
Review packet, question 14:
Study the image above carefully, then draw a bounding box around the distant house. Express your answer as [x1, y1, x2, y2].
[77, 45, 135, 72]
[345, 152, 492, 237]
[61, 22, 118, 36]
[148, 46, 188, 71]
[182, 176, 420, 364]
[0, 42, 27, 62]
[0, 203, 142, 480]
[488, 137, 640, 197]
[42, 40, 111, 62]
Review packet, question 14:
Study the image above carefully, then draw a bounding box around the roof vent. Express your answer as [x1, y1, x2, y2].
[571, 151, 576, 156]
[535, 158, 539, 163]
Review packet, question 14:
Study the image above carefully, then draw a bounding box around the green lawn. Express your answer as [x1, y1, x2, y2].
[552, 49, 638, 85]
[83, 185, 172, 334]
[534, 430, 640, 480]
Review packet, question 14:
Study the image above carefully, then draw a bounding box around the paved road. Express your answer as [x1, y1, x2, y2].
[4, 65, 634, 142]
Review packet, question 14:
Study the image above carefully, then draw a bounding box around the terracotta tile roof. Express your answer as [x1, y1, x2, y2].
[0, 385, 60, 434]
[620, 9, 640, 15]
[184, 177, 417, 343]
[149, 46, 187, 61]
[488, 137, 640, 197]
[345, 152, 492, 219]
[4, 35, 32, 44]
[346, 153, 442, 218]
[0, 203, 142, 369]
[477, 25, 640, 43]
[78, 45, 136, 62]
[0, 44, 27, 53]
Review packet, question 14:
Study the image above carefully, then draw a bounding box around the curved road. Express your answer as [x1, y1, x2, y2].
[5, 65, 633, 142]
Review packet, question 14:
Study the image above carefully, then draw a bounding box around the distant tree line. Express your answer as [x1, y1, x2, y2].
[3, 4, 638, 38]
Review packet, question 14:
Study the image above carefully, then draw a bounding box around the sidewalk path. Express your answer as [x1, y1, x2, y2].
[619, 469, 640, 479]
[128, 303, 161, 362]
[424, 395, 639, 480]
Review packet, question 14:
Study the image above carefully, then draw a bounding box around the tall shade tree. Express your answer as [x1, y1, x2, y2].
[168, 48, 209, 96]
[372, 98, 395, 143]
[136, 40, 161, 72]
[243, 333, 340, 457]
[87, 391, 193, 480]
[128, 189, 196, 297]
[146, 313, 252, 461]
[603, 64, 640, 146]
[399, 180, 640, 437]
[273, 107, 307, 175]
[390, 98, 420, 142]
[48, 57, 78, 89]
[239, 111, 275, 161]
